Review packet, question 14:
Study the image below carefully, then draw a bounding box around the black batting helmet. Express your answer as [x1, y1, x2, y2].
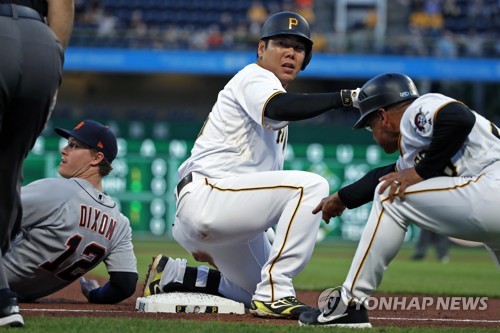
[260, 11, 313, 70]
[354, 73, 420, 129]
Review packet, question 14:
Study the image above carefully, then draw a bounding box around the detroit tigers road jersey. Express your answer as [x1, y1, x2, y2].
[340, 93, 500, 305]
[4, 178, 137, 300]
[172, 62, 329, 304]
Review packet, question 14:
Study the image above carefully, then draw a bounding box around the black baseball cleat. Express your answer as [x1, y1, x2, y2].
[298, 288, 371, 328]
[0, 294, 24, 327]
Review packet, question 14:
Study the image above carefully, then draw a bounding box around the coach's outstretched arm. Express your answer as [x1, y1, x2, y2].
[313, 163, 396, 223]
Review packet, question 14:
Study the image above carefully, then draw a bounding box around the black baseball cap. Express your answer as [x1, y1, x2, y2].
[55, 120, 118, 162]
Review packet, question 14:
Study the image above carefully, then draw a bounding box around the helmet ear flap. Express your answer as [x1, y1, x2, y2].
[301, 45, 312, 70]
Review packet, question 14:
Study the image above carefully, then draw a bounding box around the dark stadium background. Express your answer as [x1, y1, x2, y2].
[25, 0, 500, 240]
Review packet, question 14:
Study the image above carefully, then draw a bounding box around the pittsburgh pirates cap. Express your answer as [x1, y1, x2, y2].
[55, 120, 118, 162]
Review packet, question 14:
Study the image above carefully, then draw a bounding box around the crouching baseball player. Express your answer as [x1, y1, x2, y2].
[4, 120, 138, 304]
[298, 73, 500, 328]
[142, 11, 361, 320]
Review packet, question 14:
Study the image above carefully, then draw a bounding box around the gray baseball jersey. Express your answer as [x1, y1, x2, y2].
[4, 178, 137, 300]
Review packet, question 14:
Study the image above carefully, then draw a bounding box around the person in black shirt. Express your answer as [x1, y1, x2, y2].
[0, 0, 74, 327]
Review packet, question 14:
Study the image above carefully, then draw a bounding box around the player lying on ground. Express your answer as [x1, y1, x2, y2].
[297, 73, 500, 328]
[4, 120, 138, 304]
[143, 11, 361, 320]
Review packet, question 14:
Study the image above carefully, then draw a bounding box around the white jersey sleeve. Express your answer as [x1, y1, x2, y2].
[235, 64, 288, 130]
[397, 93, 500, 176]
[4, 178, 137, 300]
[178, 63, 289, 179]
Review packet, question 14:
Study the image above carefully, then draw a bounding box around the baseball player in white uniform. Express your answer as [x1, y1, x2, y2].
[4, 120, 137, 304]
[299, 73, 500, 327]
[143, 11, 360, 319]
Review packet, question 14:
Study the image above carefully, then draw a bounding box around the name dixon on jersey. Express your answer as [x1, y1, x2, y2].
[78, 205, 117, 241]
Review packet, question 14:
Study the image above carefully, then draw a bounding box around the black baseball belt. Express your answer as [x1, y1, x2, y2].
[0, 4, 44, 22]
[176, 173, 193, 196]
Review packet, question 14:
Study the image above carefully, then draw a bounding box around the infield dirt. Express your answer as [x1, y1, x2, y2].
[20, 277, 500, 329]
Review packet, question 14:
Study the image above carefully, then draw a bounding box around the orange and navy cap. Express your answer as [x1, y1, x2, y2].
[55, 120, 118, 162]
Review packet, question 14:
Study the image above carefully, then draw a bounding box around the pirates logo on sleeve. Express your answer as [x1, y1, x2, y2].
[414, 108, 432, 133]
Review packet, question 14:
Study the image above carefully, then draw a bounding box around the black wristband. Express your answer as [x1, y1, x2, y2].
[340, 90, 352, 107]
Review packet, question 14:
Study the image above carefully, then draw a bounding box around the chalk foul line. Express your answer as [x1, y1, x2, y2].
[21, 308, 500, 323]
[372, 316, 500, 323]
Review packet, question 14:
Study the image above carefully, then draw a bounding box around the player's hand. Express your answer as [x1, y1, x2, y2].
[378, 168, 424, 202]
[350, 88, 361, 108]
[312, 192, 346, 223]
[80, 277, 100, 301]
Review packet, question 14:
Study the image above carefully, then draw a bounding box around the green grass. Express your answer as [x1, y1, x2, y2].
[295, 242, 500, 297]
[93, 239, 498, 297]
[51, 239, 500, 332]
[15, 317, 500, 333]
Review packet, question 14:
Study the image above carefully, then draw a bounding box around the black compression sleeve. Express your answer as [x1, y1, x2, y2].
[264, 92, 348, 121]
[88, 272, 138, 304]
[414, 102, 475, 179]
[338, 163, 396, 209]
